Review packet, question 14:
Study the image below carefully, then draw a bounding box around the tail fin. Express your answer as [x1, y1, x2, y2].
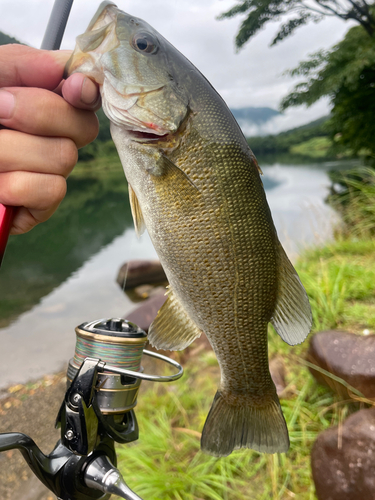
[201, 391, 289, 457]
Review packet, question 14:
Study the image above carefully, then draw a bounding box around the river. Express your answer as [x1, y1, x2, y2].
[0, 159, 353, 389]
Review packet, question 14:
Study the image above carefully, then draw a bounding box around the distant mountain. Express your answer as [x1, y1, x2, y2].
[230, 107, 280, 124]
[0, 31, 21, 45]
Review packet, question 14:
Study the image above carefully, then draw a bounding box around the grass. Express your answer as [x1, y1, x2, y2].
[115, 167, 375, 499]
[290, 137, 333, 159]
[330, 167, 375, 237]
[115, 343, 354, 500]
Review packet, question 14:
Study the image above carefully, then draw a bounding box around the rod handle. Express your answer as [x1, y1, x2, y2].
[0, 204, 15, 268]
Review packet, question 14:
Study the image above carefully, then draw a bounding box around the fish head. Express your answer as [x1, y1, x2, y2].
[65, 1, 189, 140]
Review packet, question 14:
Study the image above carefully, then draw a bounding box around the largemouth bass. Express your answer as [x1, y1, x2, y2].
[66, 1, 312, 457]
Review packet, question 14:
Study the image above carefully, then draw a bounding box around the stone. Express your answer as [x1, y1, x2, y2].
[117, 260, 167, 290]
[306, 330, 375, 399]
[125, 288, 167, 333]
[125, 284, 166, 303]
[311, 407, 375, 500]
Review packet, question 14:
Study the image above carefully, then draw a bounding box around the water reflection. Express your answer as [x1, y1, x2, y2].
[262, 162, 342, 258]
[0, 169, 132, 328]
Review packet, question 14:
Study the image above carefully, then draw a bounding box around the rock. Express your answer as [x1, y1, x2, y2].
[311, 407, 375, 500]
[125, 288, 167, 333]
[117, 260, 167, 290]
[307, 330, 375, 399]
[125, 284, 167, 303]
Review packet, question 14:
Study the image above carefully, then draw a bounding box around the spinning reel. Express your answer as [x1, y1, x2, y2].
[0, 318, 183, 500]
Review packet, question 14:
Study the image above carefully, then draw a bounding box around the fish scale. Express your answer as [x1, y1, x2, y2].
[66, 1, 312, 457]
[147, 122, 278, 397]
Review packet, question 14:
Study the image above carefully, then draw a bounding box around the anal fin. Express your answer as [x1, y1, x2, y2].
[148, 289, 202, 351]
[271, 243, 312, 346]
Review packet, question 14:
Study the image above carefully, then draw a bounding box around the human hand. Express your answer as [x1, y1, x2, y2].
[0, 44, 100, 234]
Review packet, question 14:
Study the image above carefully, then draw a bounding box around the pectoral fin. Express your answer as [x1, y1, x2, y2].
[159, 154, 199, 191]
[148, 289, 202, 351]
[128, 184, 146, 237]
[271, 243, 312, 345]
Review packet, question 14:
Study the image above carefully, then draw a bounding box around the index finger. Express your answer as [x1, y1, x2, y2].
[0, 44, 71, 89]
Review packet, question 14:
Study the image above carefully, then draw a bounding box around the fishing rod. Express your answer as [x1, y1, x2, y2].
[0, 317, 184, 500]
[0, 0, 74, 268]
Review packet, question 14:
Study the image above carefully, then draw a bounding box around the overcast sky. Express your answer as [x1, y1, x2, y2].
[0, 0, 355, 132]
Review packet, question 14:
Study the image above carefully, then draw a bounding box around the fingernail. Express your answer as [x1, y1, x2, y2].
[0, 90, 15, 119]
[81, 77, 100, 106]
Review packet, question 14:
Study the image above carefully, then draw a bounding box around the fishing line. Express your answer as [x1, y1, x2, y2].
[122, 262, 128, 294]
[71, 319, 147, 372]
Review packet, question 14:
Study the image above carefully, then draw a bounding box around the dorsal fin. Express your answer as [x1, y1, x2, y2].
[271, 243, 312, 345]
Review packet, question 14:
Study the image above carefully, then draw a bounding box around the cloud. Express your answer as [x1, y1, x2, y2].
[0, 0, 356, 129]
[240, 99, 331, 136]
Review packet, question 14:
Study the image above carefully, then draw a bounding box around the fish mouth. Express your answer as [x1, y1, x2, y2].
[102, 80, 187, 145]
[126, 130, 170, 142]
[124, 106, 192, 147]
[102, 91, 174, 143]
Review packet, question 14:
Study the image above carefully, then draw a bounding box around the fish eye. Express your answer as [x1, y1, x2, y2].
[132, 32, 158, 54]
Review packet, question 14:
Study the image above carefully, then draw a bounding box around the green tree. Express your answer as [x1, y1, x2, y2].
[0, 31, 21, 46]
[281, 25, 375, 159]
[219, 0, 375, 47]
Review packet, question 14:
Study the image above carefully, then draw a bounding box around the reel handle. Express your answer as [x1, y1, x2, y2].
[0, 432, 139, 500]
[0, 432, 53, 492]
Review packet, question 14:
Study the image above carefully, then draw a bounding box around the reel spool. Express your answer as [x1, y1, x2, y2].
[67, 318, 183, 416]
[68, 318, 147, 414]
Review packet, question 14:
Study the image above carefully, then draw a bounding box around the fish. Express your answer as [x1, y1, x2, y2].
[65, 1, 312, 457]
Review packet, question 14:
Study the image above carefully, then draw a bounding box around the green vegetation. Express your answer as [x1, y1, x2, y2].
[0, 154, 130, 328]
[219, 0, 375, 48]
[0, 31, 21, 46]
[247, 117, 346, 161]
[281, 25, 375, 165]
[117, 357, 331, 500]
[219, 0, 375, 170]
[78, 108, 116, 161]
[289, 137, 332, 159]
[115, 169, 375, 499]
[329, 167, 375, 236]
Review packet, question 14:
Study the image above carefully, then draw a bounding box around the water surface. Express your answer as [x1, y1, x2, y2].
[0, 160, 349, 388]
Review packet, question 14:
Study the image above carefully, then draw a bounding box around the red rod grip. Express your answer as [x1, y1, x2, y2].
[0, 204, 15, 268]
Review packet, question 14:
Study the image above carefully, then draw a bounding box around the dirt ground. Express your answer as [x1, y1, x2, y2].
[0, 372, 66, 500]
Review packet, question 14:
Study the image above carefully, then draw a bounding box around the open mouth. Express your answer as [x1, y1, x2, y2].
[127, 130, 170, 142]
